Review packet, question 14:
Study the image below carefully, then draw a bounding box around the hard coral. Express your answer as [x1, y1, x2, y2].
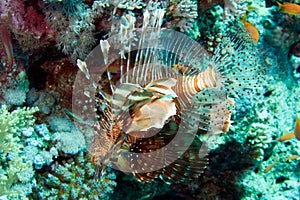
[34, 152, 117, 200]
[0, 48, 29, 98]
[0, 105, 39, 199]
[166, 0, 198, 33]
[3, 88, 26, 106]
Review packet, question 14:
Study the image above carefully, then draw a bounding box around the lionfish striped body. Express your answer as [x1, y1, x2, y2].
[79, 8, 262, 183]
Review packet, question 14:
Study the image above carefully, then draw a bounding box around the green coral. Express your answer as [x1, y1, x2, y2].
[34, 152, 117, 200]
[0, 105, 39, 199]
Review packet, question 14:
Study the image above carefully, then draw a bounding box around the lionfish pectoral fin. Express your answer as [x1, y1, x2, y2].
[129, 134, 172, 182]
[129, 89, 153, 100]
[131, 100, 211, 183]
[126, 98, 177, 132]
[194, 87, 231, 134]
[159, 137, 209, 183]
[145, 77, 177, 89]
[112, 83, 143, 115]
[94, 161, 109, 181]
[94, 132, 128, 179]
[155, 100, 211, 183]
[144, 77, 178, 97]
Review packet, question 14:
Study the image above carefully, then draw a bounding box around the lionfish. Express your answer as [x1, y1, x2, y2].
[74, 8, 262, 183]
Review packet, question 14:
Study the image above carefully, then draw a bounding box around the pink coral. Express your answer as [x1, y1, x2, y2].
[0, 0, 55, 51]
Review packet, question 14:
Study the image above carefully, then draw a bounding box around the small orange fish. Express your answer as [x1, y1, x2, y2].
[279, 115, 300, 141]
[277, 2, 300, 15]
[240, 13, 259, 43]
[264, 162, 277, 173]
[285, 155, 300, 161]
[294, 115, 300, 140]
[278, 131, 295, 142]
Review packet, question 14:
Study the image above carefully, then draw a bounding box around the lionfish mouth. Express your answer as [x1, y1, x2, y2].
[72, 9, 262, 183]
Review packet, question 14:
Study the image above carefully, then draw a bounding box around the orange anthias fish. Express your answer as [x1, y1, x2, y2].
[285, 155, 300, 161]
[77, 9, 262, 183]
[277, 1, 300, 15]
[278, 115, 300, 142]
[264, 162, 277, 173]
[294, 114, 300, 140]
[264, 154, 300, 173]
[266, 115, 300, 173]
[278, 131, 295, 142]
[241, 13, 259, 43]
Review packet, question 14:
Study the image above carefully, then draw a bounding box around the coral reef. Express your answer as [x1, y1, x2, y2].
[0, 0, 300, 199]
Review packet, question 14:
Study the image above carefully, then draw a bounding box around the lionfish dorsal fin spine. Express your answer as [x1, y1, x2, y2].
[100, 39, 115, 93]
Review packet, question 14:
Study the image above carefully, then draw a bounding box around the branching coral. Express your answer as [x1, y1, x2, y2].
[165, 0, 198, 33]
[0, 103, 115, 199]
[34, 152, 117, 200]
[42, 0, 199, 61]
[0, 105, 38, 199]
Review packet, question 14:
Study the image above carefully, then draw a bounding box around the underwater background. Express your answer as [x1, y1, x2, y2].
[0, 0, 299, 199]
